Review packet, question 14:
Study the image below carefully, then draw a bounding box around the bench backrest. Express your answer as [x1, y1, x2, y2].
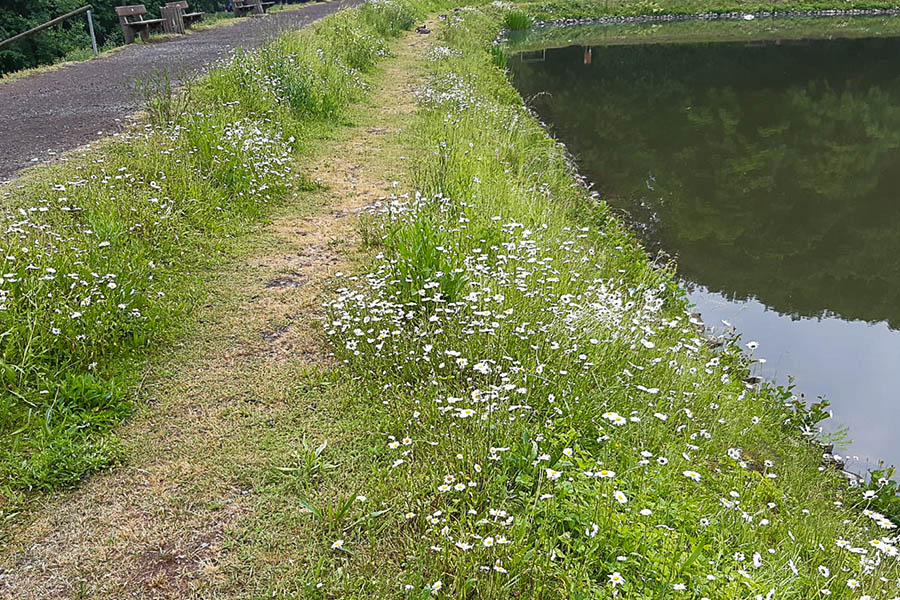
[166, 1, 189, 9]
[116, 4, 148, 21]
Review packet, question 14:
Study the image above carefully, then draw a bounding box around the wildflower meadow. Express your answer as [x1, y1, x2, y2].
[313, 3, 900, 597]
[0, 0, 898, 598]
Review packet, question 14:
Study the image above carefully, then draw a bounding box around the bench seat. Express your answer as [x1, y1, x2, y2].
[234, 0, 276, 16]
[130, 18, 164, 27]
[116, 5, 165, 43]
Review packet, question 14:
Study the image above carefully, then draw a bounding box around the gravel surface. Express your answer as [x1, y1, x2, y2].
[0, 0, 364, 183]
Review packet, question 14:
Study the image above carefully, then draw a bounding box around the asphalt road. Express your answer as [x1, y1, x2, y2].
[0, 0, 363, 183]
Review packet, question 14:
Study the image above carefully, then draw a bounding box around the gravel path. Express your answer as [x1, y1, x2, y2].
[0, 0, 363, 183]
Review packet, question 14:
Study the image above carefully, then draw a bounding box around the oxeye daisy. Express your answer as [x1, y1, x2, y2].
[682, 470, 701, 482]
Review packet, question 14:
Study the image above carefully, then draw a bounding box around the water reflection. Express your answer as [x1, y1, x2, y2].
[510, 34, 900, 470]
[691, 285, 900, 471]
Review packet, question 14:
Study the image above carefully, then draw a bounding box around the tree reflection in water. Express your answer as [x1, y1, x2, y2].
[511, 37, 900, 330]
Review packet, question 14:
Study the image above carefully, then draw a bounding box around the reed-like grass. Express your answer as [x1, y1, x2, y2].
[503, 9, 534, 30]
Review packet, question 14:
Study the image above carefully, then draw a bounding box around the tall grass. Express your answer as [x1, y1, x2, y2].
[316, 3, 900, 598]
[0, 0, 423, 494]
[503, 9, 534, 30]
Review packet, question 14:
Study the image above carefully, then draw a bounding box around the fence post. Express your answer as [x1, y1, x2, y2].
[86, 9, 98, 55]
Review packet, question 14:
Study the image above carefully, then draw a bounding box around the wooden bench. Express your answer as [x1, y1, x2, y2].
[162, 1, 204, 34]
[116, 5, 164, 44]
[233, 0, 276, 17]
[167, 1, 204, 27]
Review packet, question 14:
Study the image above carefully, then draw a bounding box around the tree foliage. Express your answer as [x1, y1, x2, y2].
[0, 0, 227, 74]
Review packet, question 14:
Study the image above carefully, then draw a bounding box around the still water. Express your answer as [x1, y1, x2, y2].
[509, 31, 900, 473]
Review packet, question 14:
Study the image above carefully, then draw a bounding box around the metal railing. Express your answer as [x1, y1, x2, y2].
[0, 5, 98, 55]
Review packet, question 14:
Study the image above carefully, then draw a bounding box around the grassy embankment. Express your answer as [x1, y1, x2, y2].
[503, 13, 900, 50]
[1, 0, 899, 597]
[520, 0, 900, 21]
[270, 3, 900, 598]
[0, 0, 421, 496]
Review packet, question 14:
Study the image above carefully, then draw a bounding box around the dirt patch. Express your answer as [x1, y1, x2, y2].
[265, 276, 307, 289]
[1, 469, 253, 598]
[261, 325, 290, 342]
[128, 503, 242, 595]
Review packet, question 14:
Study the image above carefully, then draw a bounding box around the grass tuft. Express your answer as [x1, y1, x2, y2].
[503, 9, 534, 30]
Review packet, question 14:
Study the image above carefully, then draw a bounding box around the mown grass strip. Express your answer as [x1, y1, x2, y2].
[502, 13, 900, 51]
[0, 0, 425, 497]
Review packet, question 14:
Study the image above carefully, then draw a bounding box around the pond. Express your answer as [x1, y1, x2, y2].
[508, 19, 900, 474]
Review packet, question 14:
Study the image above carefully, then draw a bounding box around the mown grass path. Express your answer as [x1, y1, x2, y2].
[0, 0, 363, 184]
[0, 24, 429, 598]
